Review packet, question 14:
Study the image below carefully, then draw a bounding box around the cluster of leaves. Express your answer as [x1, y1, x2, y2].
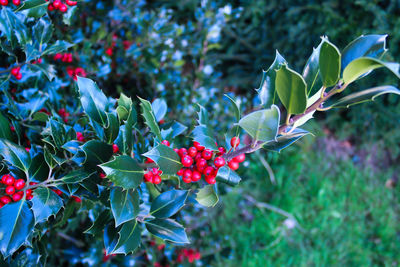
[0, 1, 399, 266]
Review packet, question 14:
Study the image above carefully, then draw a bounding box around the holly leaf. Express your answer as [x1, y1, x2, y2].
[195, 185, 219, 207]
[0, 112, 12, 140]
[238, 105, 280, 143]
[0, 139, 31, 172]
[161, 121, 187, 140]
[263, 128, 310, 152]
[81, 140, 113, 168]
[28, 153, 49, 182]
[275, 64, 307, 114]
[84, 210, 112, 237]
[0, 200, 34, 257]
[224, 94, 240, 121]
[99, 155, 144, 190]
[31, 187, 63, 224]
[152, 98, 167, 122]
[142, 145, 182, 175]
[191, 125, 218, 151]
[15, 0, 49, 18]
[138, 97, 162, 140]
[42, 40, 74, 55]
[215, 166, 241, 186]
[145, 218, 189, 244]
[303, 40, 323, 95]
[110, 187, 139, 227]
[319, 38, 341, 87]
[150, 189, 189, 218]
[109, 220, 141, 255]
[59, 170, 94, 184]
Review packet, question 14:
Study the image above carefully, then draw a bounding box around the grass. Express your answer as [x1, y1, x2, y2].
[201, 135, 400, 266]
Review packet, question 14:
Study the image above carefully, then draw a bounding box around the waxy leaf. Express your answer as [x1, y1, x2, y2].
[196, 185, 219, 207]
[216, 166, 241, 186]
[0, 139, 31, 172]
[263, 128, 310, 153]
[150, 189, 189, 218]
[275, 64, 307, 114]
[28, 153, 49, 182]
[42, 40, 74, 56]
[138, 97, 162, 140]
[104, 112, 119, 144]
[110, 188, 139, 227]
[99, 155, 144, 189]
[111, 220, 141, 255]
[152, 98, 167, 122]
[0, 112, 12, 140]
[84, 210, 112, 237]
[161, 121, 187, 140]
[196, 104, 209, 125]
[342, 34, 387, 71]
[31, 187, 63, 223]
[59, 170, 94, 184]
[145, 218, 189, 244]
[303, 40, 323, 95]
[319, 38, 341, 87]
[15, 0, 49, 18]
[142, 145, 182, 175]
[342, 57, 400, 85]
[238, 105, 280, 143]
[77, 77, 109, 126]
[292, 88, 323, 128]
[192, 125, 219, 151]
[224, 94, 241, 121]
[0, 200, 34, 257]
[329, 85, 400, 108]
[256, 50, 286, 106]
[81, 140, 113, 168]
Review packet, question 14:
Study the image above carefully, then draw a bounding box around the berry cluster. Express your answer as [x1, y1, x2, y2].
[0, 0, 20, 6]
[11, 66, 22, 80]
[31, 58, 43, 64]
[176, 248, 201, 264]
[66, 66, 86, 80]
[58, 108, 70, 123]
[47, 0, 76, 13]
[76, 131, 85, 142]
[54, 53, 73, 63]
[0, 174, 30, 208]
[143, 167, 163, 185]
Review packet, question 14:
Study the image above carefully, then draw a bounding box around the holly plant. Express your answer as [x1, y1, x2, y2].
[0, 2, 399, 266]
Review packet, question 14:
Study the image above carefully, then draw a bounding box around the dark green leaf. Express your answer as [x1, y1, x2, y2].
[319, 38, 341, 87]
[0, 200, 34, 257]
[0, 139, 31, 172]
[99, 155, 144, 189]
[161, 121, 187, 140]
[0, 112, 12, 140]
[28, 153, 49, 182]
[216, 166, 241, 186]
[303, 40, 323, 95]
[196, 104, 209, 125]
[84, 209, 112, 237]
[263, 128, 310, 152]
[329, 85, 400, 108]
[15, 0, 48, 18]
[42, 40, 74, 55]
[238, 105, 280, 143]
[142, 145, 182, 175]
[150, 189, 189, 218]
[224, 94, 240, 121]
[32, 17, 53, 47]
[81, 140, 113, 168]
[49, 119, 66, 148]
[145, 218, 189, 244]
[59, 170, 94, 184]
[138, 97, 162, 140]
[191, 125, 218, 151]
[104, 112, 119, 144]
[111, 220, 141, 255]
[110, 188, 139, 227]
[31, 187, 63, 223]
[195, 185, 219, 207]
[275, 64, 307, 114]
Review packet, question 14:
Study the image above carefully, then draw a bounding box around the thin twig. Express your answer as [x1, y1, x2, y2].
[257, 153, 276, 185]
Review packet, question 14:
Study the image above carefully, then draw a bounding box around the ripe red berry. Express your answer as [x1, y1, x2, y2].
[5, 186, 15, 195]
[144, 172, 153, 182]
[1, 174, 9, 184]
[145, 158, 154, 163]
[214, 157, 226, 168]
[12, 191, 23, 202]
[71, 196, 81, 203]
[230, 137, 240, 148]
[66, 0, 77, 6]
[14, 179, 25, 190]
[182, 170, 192, 183]
[12, 0, 20, 5]
[181, 155, 193, 167]
[176, 169, 184, 176]
[228, 160, 239, 170]
[191, 170, 202, 182]
[201, 149, 213, 160]
[178, 148, 188, 157]
[47, 3, 55, 11]
[161, 140, 170, 146]
[76, 132, 85, 142]
[112, 144, 119, 153]
[193, 141, 205, 151]
[59, 4, 67, 12]
[217, 147, 226, 156]
[203, 166, 214, 177]
[205, 176, 216, 185]
[196, 158, 207, 169]
[52, 0, 61, 8]
[15, 72, 22, 80]
[26, 194, 33, 200]
[0, 0, 8, 6]
[153, 175, 161, 184]
[173, 148, 179, 153]
[188, 147, 197, 158]
[11, 67, 20, 77]
[4, 176, 15, 186]
[233, 153, 246, 163]
[0, 196, 11, 204]
[151, 168, 159, 175]
[26, 189, 32, 196]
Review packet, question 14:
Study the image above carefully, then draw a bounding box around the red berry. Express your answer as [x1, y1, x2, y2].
[188, 147, 197, 158]
[193, 141, 205, 151]
[0, 0, 8, 6]
[14, 179, 25, 190]
[233, 153, 246, 163]
[161, 140, 170, 146]
[0, 196, 11, 204]
[205, 176, 216, 185]
[228, 160, 239, 170]
[217, 147, 226, 156]
[52, 0, 61, 8]
[66, 0, 77, 6]
[0, 203, 3, 208]
[54, 189, 63, 196]
[144, 172, 153, 182]
[71, 196, 81, 203]
[152, 175, 161, 184]
[230, 137, 240, 148]
[173, 148, 179, 153]
[112, 144, 119, 153]
[59, 4, 67, 12]
[76, 132, 85, 142]
[12, 192, 23, 202]
[201, 149, 213, 160]
[47, 3, 55, 10]
[145, 158, 154, 163]
[26, 189, 32, 196]
[100, 172, 106, 179]
[12, 0, 20, 5]
[203, 166, 214, 177]
[178, 148, 188, 157]
[181, 155, 193, 167]
[1, 174, 9, 184]
[183, 169, 192, 179]
[196, 158, 207, 168]
[214, 157, 226, 168]
[15, 72, 22, 80]
[105, 47, 113, 56]
[5, 186, 15, 195]
[4, 176, 15, 186]
[151, 168, 159, 175]
[11, 68, 20, 77]
[177, 169, 184, 176]
[26, 194, 33, 200]
[191, 170, 202, 182]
